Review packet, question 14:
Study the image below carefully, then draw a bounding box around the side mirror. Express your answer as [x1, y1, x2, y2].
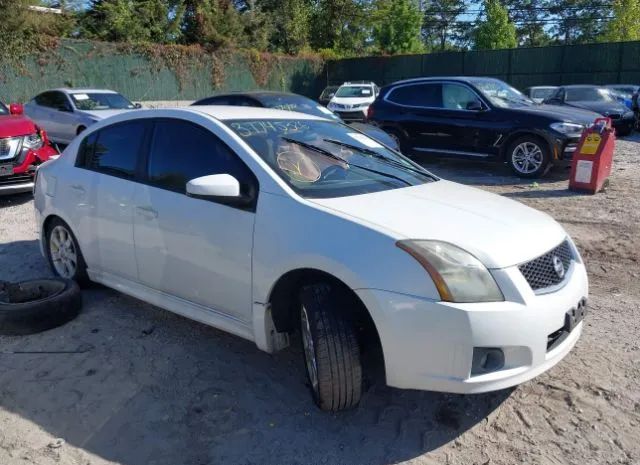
[466, 99, 485, 111]
[9, 103, 24, 115]
[328, 93, 335, 99]
[134, 103, 142, 109]
[187, 174, 240, 199]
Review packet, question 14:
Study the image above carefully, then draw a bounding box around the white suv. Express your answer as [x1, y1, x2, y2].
[34, 106, 588, 411]
[327, 81, 379, 122]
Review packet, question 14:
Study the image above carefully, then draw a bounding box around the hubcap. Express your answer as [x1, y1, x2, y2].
[300, 305, 319, 394]
[49, 225, 77, 279]
[512, 142, 543, 174]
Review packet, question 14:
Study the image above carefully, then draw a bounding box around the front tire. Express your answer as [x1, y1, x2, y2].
[299, 284, 362, 411]
[507, 136, 551, 178]
[384, 127, 409, 155]
[45, 218, 90, 286]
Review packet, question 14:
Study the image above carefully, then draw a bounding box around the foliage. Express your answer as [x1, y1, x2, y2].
[503, 0, 552, 47]
[474, 0, 517, 50]
[259, 0, 310, 54]
[371, 0, 423, 55]
[547, 0, 608, 45]
[422, 0, 469, 51]
[601, 0, 640, 42]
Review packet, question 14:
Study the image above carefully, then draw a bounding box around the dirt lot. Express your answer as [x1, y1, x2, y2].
[0, 135, 638, 465]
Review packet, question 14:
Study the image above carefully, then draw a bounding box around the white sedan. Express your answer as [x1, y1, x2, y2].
[34, 107, 588, 411]
[24, 88, 140, 145]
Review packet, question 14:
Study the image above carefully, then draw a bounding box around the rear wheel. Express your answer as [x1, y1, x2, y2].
[45, 218, 90, 286]
[507, 136, 551, 178]
[299, 284, 362, 411]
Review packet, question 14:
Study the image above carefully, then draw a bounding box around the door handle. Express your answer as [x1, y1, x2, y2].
[136, 206, 158, 219]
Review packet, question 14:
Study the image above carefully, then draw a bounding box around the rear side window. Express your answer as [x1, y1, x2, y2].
[147, 119, 256, 196]
[387, 83, 442, 108]
[84, 121, 146, 178]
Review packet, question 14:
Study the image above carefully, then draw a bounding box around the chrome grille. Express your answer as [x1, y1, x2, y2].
[518, 240, 573, 292]
[0, 137, 22, 161]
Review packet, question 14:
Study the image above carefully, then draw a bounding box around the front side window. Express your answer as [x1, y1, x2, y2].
[147, 119, 255, 195]
[227, 119, 436, 199]
[442, 84, 480, 110]
[334, 86, 373, 98]
[530, 88, 556, 100]
[387, 83, 442, 107]
[70, 92, 135, 111]
[86, 121, 146, 178]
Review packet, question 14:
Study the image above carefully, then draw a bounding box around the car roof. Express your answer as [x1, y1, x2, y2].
[184, 105, 322, 121]
[49, 88, 119, 94]
[560, 85, 600, 89]
[386, 76, 500, 87]
[528, 86, 558, 89]
[198, 91, 306, 101]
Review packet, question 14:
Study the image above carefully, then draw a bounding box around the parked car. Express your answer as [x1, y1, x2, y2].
[327, 81, 379, 122]
[368, 77, 599, 178]
[24, 88, 141, 145]
[0, 101, 58, 195]
[191, 91, 399, 151]
[34, 107, 588, 411]
[543, 85, 635, 136]
[524, 86, 558, 104]
[318, 85, 339, 106]
[605, 84, 639, 110]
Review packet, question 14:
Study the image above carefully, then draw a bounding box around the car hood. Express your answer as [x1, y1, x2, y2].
[565, 101, 630, 116]
[518, 104, 600, 125]
[76, 109, 133, 120]
[0, 114, 37, 137]
[348, 122, 399, 150]
[330, 97, 374, 106]
[310, 180, 566, 269]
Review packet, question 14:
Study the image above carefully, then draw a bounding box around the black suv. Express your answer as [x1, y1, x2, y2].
[368, 77, 600, 177]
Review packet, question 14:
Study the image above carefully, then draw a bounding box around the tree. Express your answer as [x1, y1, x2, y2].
[372, 0, 423, 54]
[474, 0, 517, 49]
[257, 0, 309, 53]
[309, 0, 370, 55]
[81, 0, 183, 43]
[422, 0, 467, 51]
[181, 0, 244, 47]
[503, 0, 551, 47]
[601, 0, 640, 42]
[547, 0, 608, 45]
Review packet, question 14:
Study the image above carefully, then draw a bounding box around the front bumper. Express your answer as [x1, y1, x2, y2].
[611, 116, 635, 134]
[334, 109, 368, 122]
[0, 144, 57, 195]
[356, 260, 588, 394]
[550, 133, 581, 161]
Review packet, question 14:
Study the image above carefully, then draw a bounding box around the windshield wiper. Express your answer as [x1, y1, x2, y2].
[322, 138, 435, 179]
[281, 136, 412, 186]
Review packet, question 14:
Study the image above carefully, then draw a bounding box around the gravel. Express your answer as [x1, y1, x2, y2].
[0, 134, 638, 465]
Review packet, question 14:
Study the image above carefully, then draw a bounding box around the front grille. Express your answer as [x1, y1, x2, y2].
[0, 173, 33, 187]
[518, 240, 573, 292]
[0, 137, 23, 161]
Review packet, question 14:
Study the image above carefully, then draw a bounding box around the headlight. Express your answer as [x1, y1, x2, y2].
[397, 240, 504, 303]
[550, 122, 584, 135]
[22, 133, 43, 150]
[327, 103, 336, 110]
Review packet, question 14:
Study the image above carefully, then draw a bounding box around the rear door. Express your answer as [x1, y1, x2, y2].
[79, 119, 150, 280]
[132, 118, 257, 322]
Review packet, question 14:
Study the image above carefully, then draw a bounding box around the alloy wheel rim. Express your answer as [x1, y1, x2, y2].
[300, 305, 319, 394]
[49, 225, 77, 279]
[512, 142, 543, 174]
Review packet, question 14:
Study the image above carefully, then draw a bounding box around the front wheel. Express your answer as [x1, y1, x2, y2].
[45, 218, 90, 286]
[299, 284, 362, 411]
[507, 136, 551, 178]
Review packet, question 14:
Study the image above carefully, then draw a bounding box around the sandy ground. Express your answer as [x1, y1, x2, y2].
[0, 135, 638, 465]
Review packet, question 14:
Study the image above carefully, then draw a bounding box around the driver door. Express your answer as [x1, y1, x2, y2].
[133, 118, 258, 322]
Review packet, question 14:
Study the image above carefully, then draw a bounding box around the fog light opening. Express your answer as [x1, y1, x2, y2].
[471, 348, 505, 376]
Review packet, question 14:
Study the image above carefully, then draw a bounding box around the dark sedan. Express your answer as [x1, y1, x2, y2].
[543, 85, 635, 136]
[192, 91, 399, 151]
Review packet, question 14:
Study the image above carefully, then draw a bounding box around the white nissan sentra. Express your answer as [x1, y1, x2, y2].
[34, 107, 588, 411]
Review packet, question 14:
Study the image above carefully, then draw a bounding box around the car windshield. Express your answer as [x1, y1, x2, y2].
[334, 86, 373, 98]
[566, 87, 614, 102]
[227, 119, 436, 198]
[70, 92, 135, 110]
[260, 95, 340, 121]
[474, 80, 533, 107]
[531, 88, 556, 100]
[0, 102, 8, 115]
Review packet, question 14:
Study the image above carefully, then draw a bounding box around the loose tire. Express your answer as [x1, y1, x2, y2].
[299, 284, 362, 411]
[45, 218, 90, 286]
[507, 136, 551, 178]
[0, 278, 81, 335]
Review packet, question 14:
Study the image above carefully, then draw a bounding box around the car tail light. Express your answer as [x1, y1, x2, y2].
[366, 105, 374, 120]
